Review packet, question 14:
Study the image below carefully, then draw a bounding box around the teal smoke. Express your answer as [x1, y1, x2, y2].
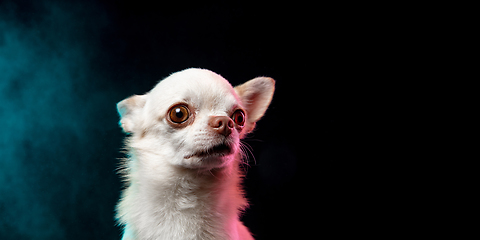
[0, 1, 122, 239]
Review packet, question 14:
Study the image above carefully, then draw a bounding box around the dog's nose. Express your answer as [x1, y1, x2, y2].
[208, 116, 234, 136]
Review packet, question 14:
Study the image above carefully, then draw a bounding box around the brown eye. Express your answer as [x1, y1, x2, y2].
[169, 105, 189, 123]
[232, 109, 245, 126]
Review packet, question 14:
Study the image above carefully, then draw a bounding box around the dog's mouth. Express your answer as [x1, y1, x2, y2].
[184, 142, 233, 159]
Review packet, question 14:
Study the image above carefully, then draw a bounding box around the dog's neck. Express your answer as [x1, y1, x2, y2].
[117, 152, 248, 239]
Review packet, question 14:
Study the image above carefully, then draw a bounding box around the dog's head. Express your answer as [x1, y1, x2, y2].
[117, 68, 274, 170]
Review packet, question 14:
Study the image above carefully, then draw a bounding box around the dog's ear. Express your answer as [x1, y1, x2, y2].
[234, 77, 275, 134]
[117, 95, 147, 133]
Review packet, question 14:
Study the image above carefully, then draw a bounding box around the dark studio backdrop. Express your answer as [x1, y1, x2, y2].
[0, 0, 383, 239]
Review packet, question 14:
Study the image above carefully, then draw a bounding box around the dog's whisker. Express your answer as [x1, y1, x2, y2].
[239, 141, 256, 166]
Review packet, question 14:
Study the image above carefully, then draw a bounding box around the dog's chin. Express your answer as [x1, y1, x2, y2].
[183, 143, 235, 169]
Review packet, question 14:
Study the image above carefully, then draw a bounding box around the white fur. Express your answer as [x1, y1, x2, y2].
[116, 68, 274, 240]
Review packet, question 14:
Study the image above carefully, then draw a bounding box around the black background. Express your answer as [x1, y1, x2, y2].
[0, 0, 386, 239]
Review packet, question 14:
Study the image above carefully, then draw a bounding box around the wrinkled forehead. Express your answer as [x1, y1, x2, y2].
[146, 70, 241, 115]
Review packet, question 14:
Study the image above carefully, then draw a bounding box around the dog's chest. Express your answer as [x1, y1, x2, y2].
[126, 176, 232, 239]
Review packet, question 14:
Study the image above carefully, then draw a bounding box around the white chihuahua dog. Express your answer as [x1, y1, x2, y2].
[116, 68, 275, 240]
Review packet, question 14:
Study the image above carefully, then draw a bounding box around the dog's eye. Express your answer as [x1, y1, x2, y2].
[169, 105, 189, 123]
[232, 109, 245, 126]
